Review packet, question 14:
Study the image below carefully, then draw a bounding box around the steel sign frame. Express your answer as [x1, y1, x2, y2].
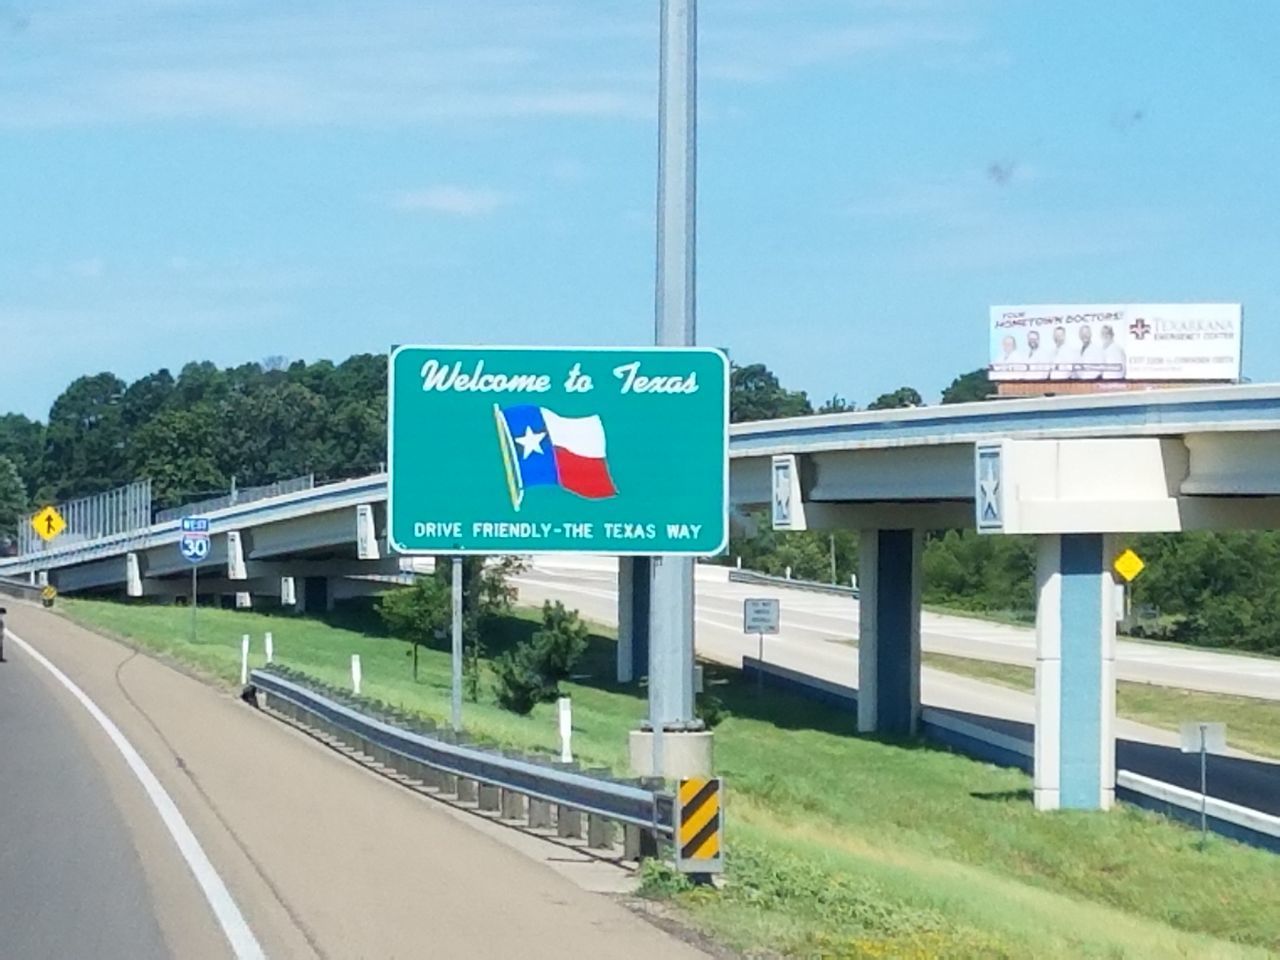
[386, 345, 729, 556]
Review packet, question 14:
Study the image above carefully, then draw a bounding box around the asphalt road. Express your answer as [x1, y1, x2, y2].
[516, 558, 1280, 815]
[1, 605, 711, 959]
[519, 557, 1280, 700]
[0, 650, 172, 960]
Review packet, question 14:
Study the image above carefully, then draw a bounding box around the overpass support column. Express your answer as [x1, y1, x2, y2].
[857, 529, 922, 736]
[616, 557, 650, 684]
[1034, 534, 1116, 812]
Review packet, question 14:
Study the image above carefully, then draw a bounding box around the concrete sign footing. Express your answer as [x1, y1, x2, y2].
[628, 730, 713, 778]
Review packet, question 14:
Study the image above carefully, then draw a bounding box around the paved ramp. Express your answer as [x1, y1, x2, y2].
[1, 605, 710, 959]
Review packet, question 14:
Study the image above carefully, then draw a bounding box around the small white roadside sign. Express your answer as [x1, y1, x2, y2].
[744, 598, 780, 693]
[743, 598, 780, 635]
[1179, 722, 1226, 755]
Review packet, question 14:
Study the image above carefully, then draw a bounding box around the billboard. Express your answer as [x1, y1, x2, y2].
[989, 304, 1242, 383]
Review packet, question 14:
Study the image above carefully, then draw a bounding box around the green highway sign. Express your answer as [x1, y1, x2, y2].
[388, 346, 728, 555]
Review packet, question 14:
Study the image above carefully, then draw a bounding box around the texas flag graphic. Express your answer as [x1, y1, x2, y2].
[494, 404, 618, 510]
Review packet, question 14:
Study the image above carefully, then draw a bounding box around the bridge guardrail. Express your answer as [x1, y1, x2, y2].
[154, 474, 315, 524]
[0, 473, 389, 580]
[728, 568, 859, 598]
[0, 576, 42, 603]
[249, 669, 675, 839]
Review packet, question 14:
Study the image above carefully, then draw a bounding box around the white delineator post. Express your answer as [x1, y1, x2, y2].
[351, 654, 362, 696]
[264, 631, 274, 664]
[240, 634, 250, 685]
[558, 697, 573, 763]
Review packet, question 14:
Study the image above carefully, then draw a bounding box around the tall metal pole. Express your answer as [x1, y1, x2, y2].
[451, 557, 463, 732]
[190, 566, 197, 643]
[649, 0, 699, 778]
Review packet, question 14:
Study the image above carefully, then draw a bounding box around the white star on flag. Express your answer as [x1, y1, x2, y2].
[515, 426, 546, 459]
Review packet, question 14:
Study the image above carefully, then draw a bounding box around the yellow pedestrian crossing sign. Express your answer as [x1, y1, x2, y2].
[32, 505, 66, 542]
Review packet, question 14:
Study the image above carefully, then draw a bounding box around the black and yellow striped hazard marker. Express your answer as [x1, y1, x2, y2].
[676, 777, 723, 873]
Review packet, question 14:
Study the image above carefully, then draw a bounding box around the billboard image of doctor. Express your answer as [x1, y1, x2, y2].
[1099, 324, 1126, 379]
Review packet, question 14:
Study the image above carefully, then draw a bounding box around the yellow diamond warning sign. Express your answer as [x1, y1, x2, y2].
[1113, 548, 1145, 583]
[31, 506, 66, 542]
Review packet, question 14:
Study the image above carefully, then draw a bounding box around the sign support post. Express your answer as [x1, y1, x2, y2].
[451, 556, 463, 733]
[1199, 724, 1208, 846]
[648, 0, 700, 782]
[1179, 720, 1225, 850]
[178, 517, 210, 644]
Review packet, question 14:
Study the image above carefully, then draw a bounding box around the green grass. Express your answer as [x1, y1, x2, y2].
[922, 652, 1037, 691]
[924, 603, 1035, 628]
[923, 652, 1280, 760]
[61, 598, 1280, 960]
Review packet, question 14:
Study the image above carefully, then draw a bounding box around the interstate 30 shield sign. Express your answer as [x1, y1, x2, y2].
[387, 346, 728, 555]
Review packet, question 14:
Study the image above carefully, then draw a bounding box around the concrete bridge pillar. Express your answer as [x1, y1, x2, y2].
[857, 528, 922, 736]
[616, 557, 650, 684]
[1034, 533, 1117, 811]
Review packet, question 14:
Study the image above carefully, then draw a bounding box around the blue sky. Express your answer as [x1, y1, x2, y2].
[3, 0, 1278, 419]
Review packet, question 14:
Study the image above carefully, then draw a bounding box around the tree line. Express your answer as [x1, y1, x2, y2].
[3, 353, 1272, 654]
[0, 355, 386, 539]
[0, 355, 989, 538]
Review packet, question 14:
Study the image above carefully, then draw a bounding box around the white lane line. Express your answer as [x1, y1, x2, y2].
[6, 629, 267, 960]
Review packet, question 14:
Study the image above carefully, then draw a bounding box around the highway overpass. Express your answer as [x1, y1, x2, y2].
[720, 383, 1280, 812]
[6, 383, 1280, 814]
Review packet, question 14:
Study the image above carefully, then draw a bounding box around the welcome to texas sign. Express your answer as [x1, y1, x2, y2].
[387, 346, 728, 555]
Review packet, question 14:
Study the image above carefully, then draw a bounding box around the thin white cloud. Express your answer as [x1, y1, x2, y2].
[69, 257, 105, 279]
[0, 1, 654, 128]
[549, 158, 589, 183]
[704, 6, 980, 83]
[391, 186, 509, 217]
[845, 171, 1184, 270]
[0, 1, 990, 127]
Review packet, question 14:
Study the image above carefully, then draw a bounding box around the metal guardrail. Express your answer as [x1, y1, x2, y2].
[0, 473, 387, 579]
[728, 568, 859, 598]
[249, 669, 675, 835]
[0, 576, 41, 602]
[16, 479, 152, 558]
[155, 475, 315, 524]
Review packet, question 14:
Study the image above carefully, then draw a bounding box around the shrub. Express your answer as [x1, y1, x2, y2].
[493, 601, 589, 714]
[376, 575, 450, 646]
